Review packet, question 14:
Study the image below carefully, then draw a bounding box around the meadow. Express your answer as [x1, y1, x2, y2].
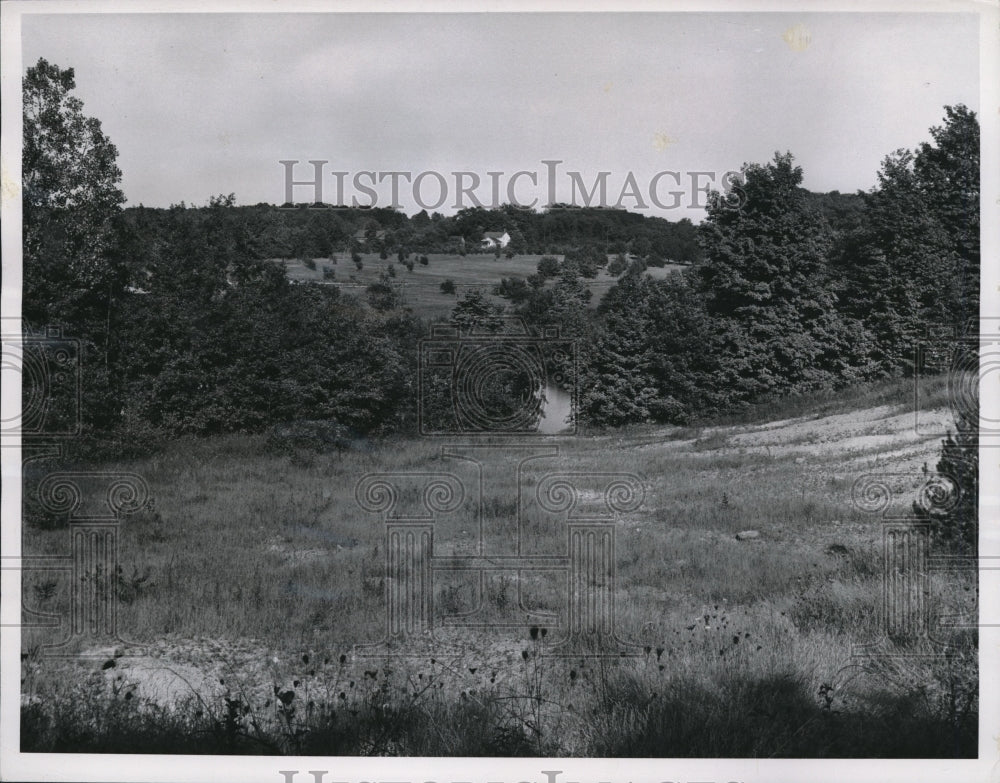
[279, 253, 685, 319]
[20, 374, 977, 757]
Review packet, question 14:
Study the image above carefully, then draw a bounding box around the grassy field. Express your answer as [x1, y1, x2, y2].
[278, 254, 686, 319]
[20, 375, 977, 756]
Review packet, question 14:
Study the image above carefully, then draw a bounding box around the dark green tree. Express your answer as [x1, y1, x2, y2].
[118, 204, 410, 437]
[914, 105, 979, 316]
[913, 340, 978, 554]
[23, 58, 126, 327]
[580, 294, 658, 427]
[841, 105, 979, 375]
[493, 276, 531, 304]
[449, 289, 505, 334]
[695, 152, 859, 401]
[585, 269, 725, 425]
[607, 253, 629, 276]
[639, 271, 729, 421]
[367, 270, 404, 311]
[546, 265, 594, 339]
[536, 256, 560, 279]
[914, 409, 977, 554]
[22, 58, 128, 430]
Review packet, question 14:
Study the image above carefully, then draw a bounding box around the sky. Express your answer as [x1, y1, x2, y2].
[21, 11, 980, 220]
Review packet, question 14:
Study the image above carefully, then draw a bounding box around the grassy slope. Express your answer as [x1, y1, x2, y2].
[279, 253, 685, 319]
[20, 374, 977, 756]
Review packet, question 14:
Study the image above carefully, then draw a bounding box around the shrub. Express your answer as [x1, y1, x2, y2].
[537, 256, 560, 279]
[608, 254, 629, 276]
[367, 272, 403, 311]
[914, 394, 977, 553]
[493, 276, 530, 304]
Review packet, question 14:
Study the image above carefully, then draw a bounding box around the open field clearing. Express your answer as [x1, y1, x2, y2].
[278, 254, 686, 319]
[20, 376, 977, 756]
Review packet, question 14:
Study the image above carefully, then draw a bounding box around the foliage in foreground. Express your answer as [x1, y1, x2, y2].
[22, 640, 976, 757]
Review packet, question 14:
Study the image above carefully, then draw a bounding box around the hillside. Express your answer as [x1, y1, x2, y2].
[278, 252, 688, 319]
[21, 375, 975, 756]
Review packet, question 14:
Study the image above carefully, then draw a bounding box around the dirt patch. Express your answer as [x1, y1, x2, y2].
[74, 630, 589, 725]
[266, 533, 359, 564]
[82, 638, 275, 708]
[633, 404, 954, 470]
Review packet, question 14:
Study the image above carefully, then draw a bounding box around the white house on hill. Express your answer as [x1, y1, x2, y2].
[481, 230, 511, 249]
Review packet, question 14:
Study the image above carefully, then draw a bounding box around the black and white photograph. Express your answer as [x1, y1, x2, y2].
[1, 3, 997, 782]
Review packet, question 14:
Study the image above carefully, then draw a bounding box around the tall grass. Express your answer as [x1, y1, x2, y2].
[19, 374, 975, 756]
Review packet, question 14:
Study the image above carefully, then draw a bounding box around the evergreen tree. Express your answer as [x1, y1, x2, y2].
[695, 152, 858, 401]
[914, 339, 978, 554]
[449, 289, 505, 334]
[841, 105, 979, 375]
[915, 407, 978, 554]
[546, 266, 594, 339]
[580, 273, 658, 426]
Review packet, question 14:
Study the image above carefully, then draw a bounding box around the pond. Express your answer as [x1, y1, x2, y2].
[537, 382, 574, 434]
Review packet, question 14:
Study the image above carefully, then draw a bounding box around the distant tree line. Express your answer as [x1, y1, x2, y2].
[119, 197, 706, 267]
